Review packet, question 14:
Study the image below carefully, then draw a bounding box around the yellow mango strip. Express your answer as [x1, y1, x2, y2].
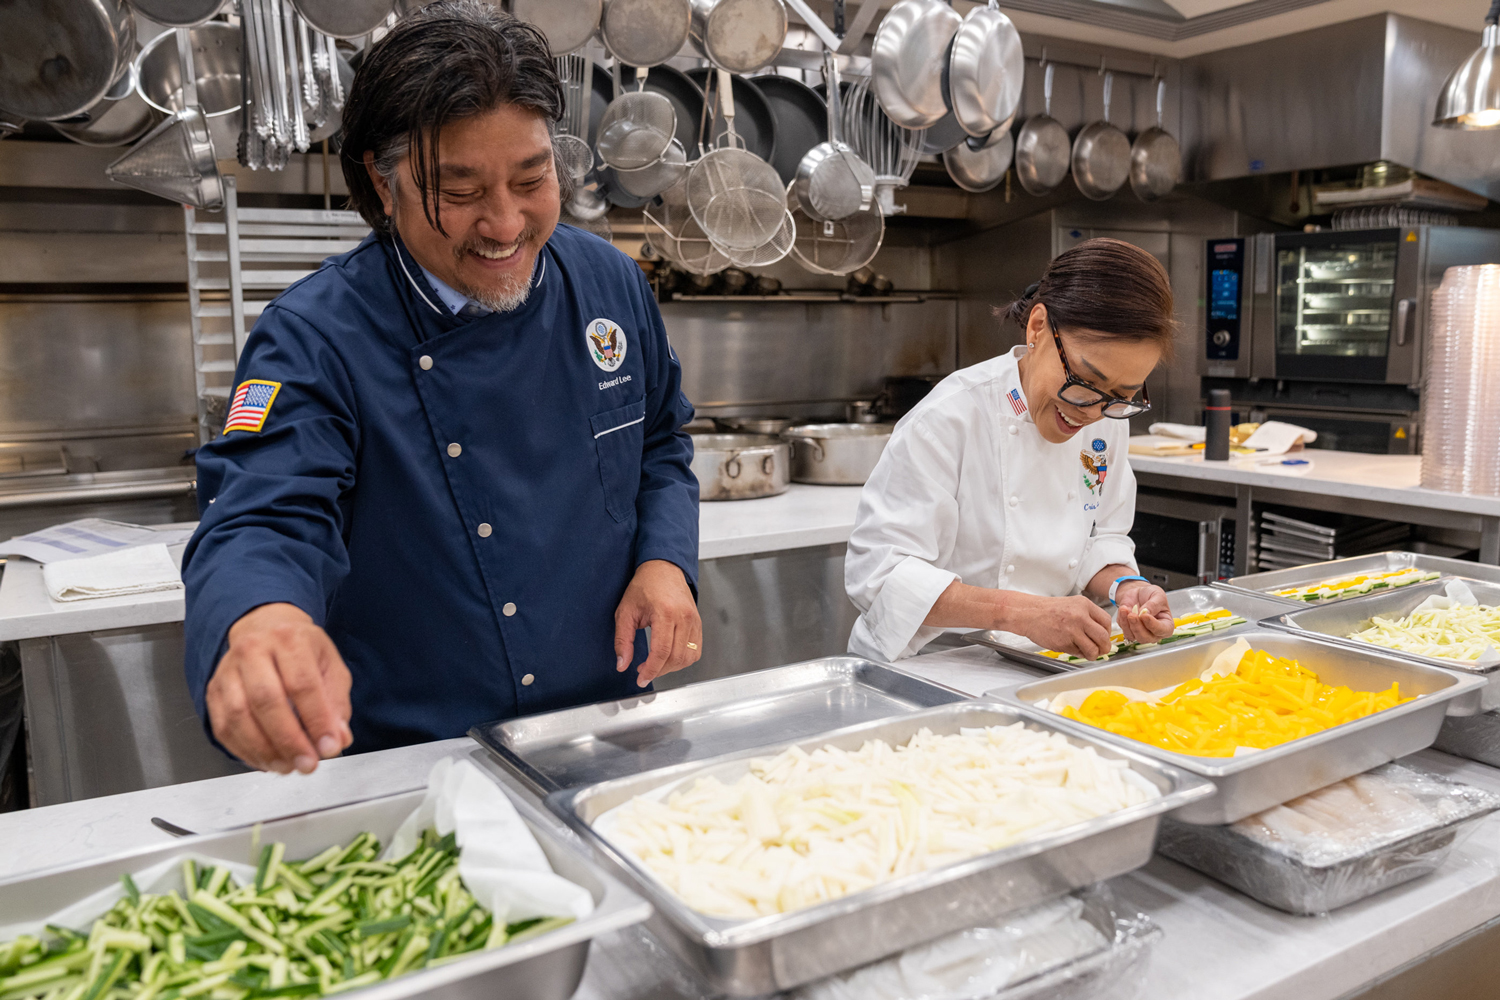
[1056, 648, 1413, 757]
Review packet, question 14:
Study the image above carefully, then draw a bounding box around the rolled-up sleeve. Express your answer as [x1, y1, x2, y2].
[1075, 441, 1139, 590]
[844, 412, 963, 662]
[630, 273, 699, 593]
[181, 305, 358, 724]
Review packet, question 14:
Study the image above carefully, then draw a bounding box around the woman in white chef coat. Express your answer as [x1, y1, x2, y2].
[846, 238, 1178, 663]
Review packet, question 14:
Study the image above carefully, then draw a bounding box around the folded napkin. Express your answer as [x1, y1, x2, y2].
[41, 542, 182, 602]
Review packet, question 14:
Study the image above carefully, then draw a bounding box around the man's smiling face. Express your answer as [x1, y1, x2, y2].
[366, 102, 561, 312]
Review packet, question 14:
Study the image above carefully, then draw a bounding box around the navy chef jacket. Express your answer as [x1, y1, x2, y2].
[182, 224, 699, 755]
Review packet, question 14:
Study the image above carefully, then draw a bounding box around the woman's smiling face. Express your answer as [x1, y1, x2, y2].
[1017, 303, 1163, 444]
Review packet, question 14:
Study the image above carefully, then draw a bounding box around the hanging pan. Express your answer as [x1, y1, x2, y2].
[124, 0, 224, 27]
[512, 0, 602, 55]
[870, 0, 960, 129]
[943, 128, 1012, 193]
[947, 0, 1023, 139]
[1130, 78, 1181, 202]
[1071, 71, 1131, 200]
[291, 0, 393, 40]
[689, 0, 787, 75]
[600, 0, 692, 68]
[1013, 61, 1070, 195]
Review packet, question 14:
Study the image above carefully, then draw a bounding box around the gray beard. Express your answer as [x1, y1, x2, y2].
[451, 256, 536, 314]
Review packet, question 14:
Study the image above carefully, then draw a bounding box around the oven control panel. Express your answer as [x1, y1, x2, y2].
[1206, 239, 1244, 361]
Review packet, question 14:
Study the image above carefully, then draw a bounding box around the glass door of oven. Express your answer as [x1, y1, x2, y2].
[1273, 231, 1399, 381]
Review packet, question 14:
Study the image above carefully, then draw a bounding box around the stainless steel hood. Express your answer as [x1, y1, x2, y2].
[1182, 14, 1500, 202]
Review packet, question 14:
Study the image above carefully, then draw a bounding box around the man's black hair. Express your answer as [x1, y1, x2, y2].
[340, 0, 564, 238]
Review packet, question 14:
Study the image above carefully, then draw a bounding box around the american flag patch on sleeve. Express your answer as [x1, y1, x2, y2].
[1007, 387, 1027, 416]
[224, 380, 282, 433]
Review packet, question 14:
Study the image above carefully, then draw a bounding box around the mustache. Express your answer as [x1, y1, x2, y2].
[454, 231, 540, 260]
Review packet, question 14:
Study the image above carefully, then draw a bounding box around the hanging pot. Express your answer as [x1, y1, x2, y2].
[290, 0, 394, 40]
[124, 0, 225, 27]
[689, 0, 787, 75]
[943, 128, 1012, 193]
[51, 63, 162, 146]
[1070, 71, 1130, 201]
[135, 23, 242, 159]
[870, 0, 961, 129]
[947, 0, 1023, 139]
[0, 0, 135, 121]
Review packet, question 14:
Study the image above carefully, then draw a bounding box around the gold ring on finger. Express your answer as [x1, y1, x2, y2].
[686, 642, 699, 650]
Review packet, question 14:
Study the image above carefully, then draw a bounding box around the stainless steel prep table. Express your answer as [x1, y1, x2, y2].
[4, 691, 1500, 1000]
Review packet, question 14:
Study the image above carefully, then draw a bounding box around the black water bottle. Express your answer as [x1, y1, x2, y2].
[1205, 389, 1232, 462]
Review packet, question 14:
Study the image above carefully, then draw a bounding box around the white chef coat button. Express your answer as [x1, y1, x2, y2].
[447, 442, 462, 457]
[1067, 491, 1076, 500]
[1006, 564, 1016, 574]
[1008, 496, 1019, 507]
[1008, 425, 1018, 436]
[503, 602, 517, 616]
[477, 522, 492, 537]
[521, 673, 534, 686]
[1069, 558, 1079, 569]
[419, 355, 433, 371]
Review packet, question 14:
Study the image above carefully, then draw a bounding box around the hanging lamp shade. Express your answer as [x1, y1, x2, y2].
[1433, 11, 1500, 129]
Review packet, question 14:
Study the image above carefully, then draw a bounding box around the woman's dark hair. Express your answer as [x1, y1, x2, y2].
[1002, 238, 1177, 357]
[340, 0, 564, 238]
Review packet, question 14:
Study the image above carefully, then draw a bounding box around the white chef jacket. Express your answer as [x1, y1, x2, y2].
[845, 346, 1140, 661]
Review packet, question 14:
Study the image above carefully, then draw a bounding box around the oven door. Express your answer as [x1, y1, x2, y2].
[1132, 492, 1238, 586]
[1264, 229, 1417, 383]
[1250, 404, 1419, 455]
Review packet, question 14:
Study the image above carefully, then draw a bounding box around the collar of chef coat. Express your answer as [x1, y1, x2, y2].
[387, 232, 550, 333]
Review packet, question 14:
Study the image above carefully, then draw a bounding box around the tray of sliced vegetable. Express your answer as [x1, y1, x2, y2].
[989, 629, 1485, 824]
[546, 701, 1212, 996]
[0, 760, 650, 1000]
[1224, 551, 1499, 604]
[963, 585, 1287, 670]
[1266, 577, 1500, 711]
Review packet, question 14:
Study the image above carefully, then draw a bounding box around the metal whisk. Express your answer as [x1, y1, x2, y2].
[842, 74, 923, 216]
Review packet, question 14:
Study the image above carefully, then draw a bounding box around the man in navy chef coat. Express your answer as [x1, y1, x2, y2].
[182, 1, 701, 775]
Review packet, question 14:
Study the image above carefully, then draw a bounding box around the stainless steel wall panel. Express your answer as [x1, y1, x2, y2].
[0, 296, 196, 436]
[0, 232, 188, 284]
[664, 299, 957, 411]
[660, 543, 859, 689]
[20, 623, 244, 806]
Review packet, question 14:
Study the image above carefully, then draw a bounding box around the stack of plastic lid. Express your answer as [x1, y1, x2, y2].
[1423, 264, 1500, 495]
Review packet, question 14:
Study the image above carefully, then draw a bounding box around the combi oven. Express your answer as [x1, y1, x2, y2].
[1202, 227, 1500, 385]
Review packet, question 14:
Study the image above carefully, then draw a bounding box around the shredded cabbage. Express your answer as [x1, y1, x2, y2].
[1350, 604, 1500, 663]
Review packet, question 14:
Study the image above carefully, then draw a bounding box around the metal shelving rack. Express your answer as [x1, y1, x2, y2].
[182, 175, 369, 442]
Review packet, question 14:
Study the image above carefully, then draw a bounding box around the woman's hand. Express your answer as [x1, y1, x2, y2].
[999, 592, 1117, 660]
[1112, 581, 1174, 644]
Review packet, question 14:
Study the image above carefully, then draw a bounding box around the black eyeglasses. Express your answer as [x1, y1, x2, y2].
[1048, 318, 1151, 419]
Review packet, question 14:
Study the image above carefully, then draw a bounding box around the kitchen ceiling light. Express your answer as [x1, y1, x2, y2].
[1433, 1, 1500, 129]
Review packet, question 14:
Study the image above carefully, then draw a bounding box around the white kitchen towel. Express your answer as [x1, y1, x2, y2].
[41, 543, 182, 602]
[1241, 420, 1318, 455]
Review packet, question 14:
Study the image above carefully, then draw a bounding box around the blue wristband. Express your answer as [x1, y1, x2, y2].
[1108, 575, 1149, 605]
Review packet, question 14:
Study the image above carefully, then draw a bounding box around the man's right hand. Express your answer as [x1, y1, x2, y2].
[206, 603, 353, 774]
[998, 592, 1116, 661]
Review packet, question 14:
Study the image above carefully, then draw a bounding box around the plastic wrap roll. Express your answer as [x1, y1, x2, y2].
[1423, 265, 1500, 496]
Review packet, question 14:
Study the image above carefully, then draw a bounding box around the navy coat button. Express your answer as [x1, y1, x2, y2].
[477, 522, 492, 537]
[447, 442, 462, 457]
[419, 355, 433, 370]
[521, 673, 535, 686]
[503, 602, 517, 616]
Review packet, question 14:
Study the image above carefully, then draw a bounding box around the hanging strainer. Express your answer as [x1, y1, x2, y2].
[721, 209, 796, 269]
[842, 74, 923, 216]
[614, 137, 688, 198]
[107, 105, 223, 209]
[686, 68, 788, 253]
[788, 183, 884, 276]
[596, 66, 677, 171]
[643, 178, 731, 276]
